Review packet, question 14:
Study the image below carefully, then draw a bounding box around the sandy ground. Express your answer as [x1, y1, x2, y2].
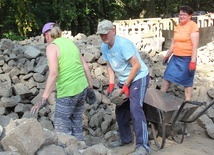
[111, 122, 214, 155]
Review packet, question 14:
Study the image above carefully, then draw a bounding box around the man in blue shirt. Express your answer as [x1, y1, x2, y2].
[97, 20, 150, 155]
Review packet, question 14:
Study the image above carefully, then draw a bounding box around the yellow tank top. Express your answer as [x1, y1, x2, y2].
[53, 37, 88, 98]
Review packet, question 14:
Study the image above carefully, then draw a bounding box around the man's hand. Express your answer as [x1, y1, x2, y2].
[119, 84, 129, 98]
[162, 56, 169, 65]
[189, 61, 196, 71]
[107, 83, 114, 96]
[30, 97, 48, 115]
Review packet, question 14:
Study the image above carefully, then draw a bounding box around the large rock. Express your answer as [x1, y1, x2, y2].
[0, 74, 12, 97]
[24, 46, 41, 59]
[13, 83, 32, 99]
[1, 118, 46, 155]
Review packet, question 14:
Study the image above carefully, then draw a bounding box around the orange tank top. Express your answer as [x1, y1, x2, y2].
[173, 21, 199, 56]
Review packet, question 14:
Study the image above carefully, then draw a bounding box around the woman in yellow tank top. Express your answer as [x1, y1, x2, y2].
[30, 22, 96, 140]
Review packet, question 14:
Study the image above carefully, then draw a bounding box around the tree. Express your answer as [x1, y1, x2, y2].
[0, 0, 213, 39]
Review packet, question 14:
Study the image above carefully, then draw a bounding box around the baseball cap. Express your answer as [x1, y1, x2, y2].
[42, 22, 55, 35]
[96, 20, 114, 34]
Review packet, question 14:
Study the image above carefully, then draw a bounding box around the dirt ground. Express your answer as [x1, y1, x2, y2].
[111, 121, 214, 155]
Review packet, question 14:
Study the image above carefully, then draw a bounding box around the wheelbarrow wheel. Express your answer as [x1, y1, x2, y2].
[151, 122, 166, 149]
[171, 122, 186, 144]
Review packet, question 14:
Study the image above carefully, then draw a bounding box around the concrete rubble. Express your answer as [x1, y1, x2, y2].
[0, 32, 213, 154]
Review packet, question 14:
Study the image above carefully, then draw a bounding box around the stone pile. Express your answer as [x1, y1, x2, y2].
[0, 32, 213, 154]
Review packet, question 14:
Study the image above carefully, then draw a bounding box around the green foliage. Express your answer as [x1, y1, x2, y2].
[0, 0, 213, 39]
[2, 31, 26, 41]
[11, 0, 39, 36]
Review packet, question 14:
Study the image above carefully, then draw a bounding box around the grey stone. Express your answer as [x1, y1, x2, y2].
[0, 74, 12, 97]
[33, 73, 45, 83]
[1, 97, 18, 107]
[39, 119, 54, 131]
[37, 144, 66, 155]
[0, 39, 15, 51]
[206, 124, 214, 139]
[34, 64, 48, 75]
[207, 88, 214, 99]
[24, 46, 40, 59]
[13, 83, 32, 98]
[2, 64, 11, 73]
[1, 118, 46, 155]
[0, 116, 12, 128]
[101, 119, 111, 133]
[0, 125, 3, 138]
[109, 88, 127, 106]
[197, 114, 214, 129]
[89, 111, 104, 128]
[27, 77, 37, 89]
[84, 52, 95, 63]
[82, 143, 113, 155]
[11, 76, 20, 84]
[0, 107, 7, 115]
[97, 56, 106, 65]
[22, 73, 33, 80]
[14, 103, 30, 113]
[56, 132, 78, 147]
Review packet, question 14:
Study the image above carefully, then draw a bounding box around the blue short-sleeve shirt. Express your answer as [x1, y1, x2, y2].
[102, 35, 148, 84]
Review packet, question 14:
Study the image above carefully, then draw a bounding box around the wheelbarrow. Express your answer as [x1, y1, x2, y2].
[143, 88, 214, 149]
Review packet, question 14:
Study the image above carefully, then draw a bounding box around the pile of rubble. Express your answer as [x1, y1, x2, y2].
[0, 32, 213, 154]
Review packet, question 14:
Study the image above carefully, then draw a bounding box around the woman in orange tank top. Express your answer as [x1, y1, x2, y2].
[161, 5, 199, 101]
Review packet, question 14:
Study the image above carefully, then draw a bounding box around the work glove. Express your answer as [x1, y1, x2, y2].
[162, 56, 169, 65]
[107, 83, 115, 96]
[119, 84, 129, 98]
[30, 97, 48, 115]
[189, 61, 196, 71]
[86, 87, 96, 105]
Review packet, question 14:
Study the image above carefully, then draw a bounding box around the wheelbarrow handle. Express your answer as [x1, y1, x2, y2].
[182, 99, 214, 123]
[171, 100, 188, 127]
[184, 100, 206, 106]
[171, 100, 213, 126]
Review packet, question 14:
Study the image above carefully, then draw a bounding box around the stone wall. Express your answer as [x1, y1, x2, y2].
[0, 33, 213, 154]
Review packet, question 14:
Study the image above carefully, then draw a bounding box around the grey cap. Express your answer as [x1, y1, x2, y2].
[96, 20, 114, 34]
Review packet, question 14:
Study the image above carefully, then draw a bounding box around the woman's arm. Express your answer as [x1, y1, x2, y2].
[166, 39, 174, 57]
[80, 54, 93, 88]
[30, 44, 59, 115]
[190, 32, 199, 62]
[42, 44, 59, 99]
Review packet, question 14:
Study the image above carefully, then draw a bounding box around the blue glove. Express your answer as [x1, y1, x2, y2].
[30, 97, 48, 115]
[86, 87, 96, 105]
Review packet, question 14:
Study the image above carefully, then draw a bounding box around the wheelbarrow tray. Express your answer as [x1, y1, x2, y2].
[143, 88, 198, 124]
[143, 88, 199, 149]
[143, 88, 214, 149]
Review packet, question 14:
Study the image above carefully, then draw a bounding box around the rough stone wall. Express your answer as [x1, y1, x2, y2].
[0, 33, 213, 154]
